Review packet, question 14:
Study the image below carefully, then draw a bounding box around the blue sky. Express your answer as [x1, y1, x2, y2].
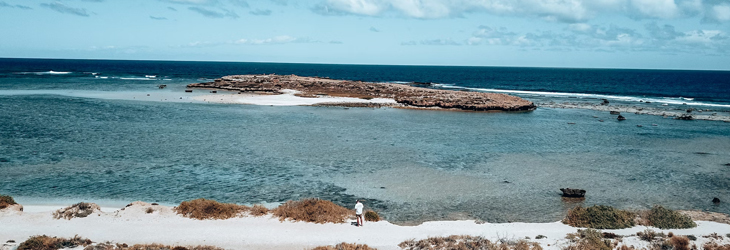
[1, 0, 729, 70]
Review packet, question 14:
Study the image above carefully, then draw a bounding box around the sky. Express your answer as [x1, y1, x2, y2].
[1, 0, 729, 70]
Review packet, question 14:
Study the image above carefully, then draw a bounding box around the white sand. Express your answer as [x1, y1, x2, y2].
[2, 203, 730, 250]
[192, 89, 397, 106]
[0, 89, 397, 107]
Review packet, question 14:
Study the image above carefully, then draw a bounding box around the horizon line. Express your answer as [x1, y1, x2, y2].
[2, 56, 729, 72]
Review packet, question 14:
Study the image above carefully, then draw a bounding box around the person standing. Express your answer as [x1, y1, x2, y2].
[355, 200, 364, 227]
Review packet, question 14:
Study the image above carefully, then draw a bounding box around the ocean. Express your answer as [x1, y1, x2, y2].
[0, 58, 728, 224]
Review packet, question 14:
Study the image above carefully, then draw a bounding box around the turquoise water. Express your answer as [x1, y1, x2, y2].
[0, 59, 729, 223]
[1, 93, 728, 223]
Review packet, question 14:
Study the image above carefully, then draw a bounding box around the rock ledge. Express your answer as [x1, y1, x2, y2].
[187, 74, 536, 112]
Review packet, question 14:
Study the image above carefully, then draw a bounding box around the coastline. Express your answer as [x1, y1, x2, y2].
[2, 202, 730, 250]
[186, 74, 537, 112]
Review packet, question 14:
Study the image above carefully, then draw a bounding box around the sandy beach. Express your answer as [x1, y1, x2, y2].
[2, 202, 730, 250]
[191, 89, 398, 106]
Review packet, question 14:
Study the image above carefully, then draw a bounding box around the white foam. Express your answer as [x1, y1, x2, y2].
[15, 71, 73, 75]
[431, 84, 730, 108]
[120, 77, 154, 80]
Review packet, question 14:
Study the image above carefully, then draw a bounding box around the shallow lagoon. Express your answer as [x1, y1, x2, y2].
[1, 92, 728, 223]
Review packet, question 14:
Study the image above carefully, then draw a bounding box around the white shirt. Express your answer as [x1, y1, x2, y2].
[355, 203, 363, 215]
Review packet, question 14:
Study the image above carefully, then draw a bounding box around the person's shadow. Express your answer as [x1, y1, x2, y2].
[350, 222, 359, 226]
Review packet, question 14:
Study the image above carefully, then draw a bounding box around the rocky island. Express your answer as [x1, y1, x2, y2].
[187, 74, 536, 112]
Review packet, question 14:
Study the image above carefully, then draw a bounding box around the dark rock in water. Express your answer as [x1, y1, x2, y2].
[724, 163, 730, 166]
[675, 114, 693, 120]
[151, 203, 159, 206]
[617, 115, 626, 121]
[0, 158, 8, 162]
[610, 111, 620, 115]
[598, 119, 604, 122]
[158, 84, 167, 89]
[713, 197, 721, 204]
[210, 90, 217, 93]
[560, 188, 586, 198]
[636, 125, 643, 127]
[185, 89, 193, 93]
[601, 99, 609, 105]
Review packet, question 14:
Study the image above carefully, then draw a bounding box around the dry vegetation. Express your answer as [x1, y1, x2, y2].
[637, 229, 665, 242]
[641, 206, 696, 229]
[174, 198, 249, 220]
[564, 229, 614, 250]
[312, 242, 377, 250]
[365, 210, 381, 222]
[704, 242, 730, 250]
[18, 235, 92, 250]
[53, 202, 101, 220]
[84, 243, 224, 250]
[0, 194, 17, 209]
[249, 204, 269, 216]
[272, 198, 354, 224]
[563, 205, 635, 229]
[399, 235, 543, 250]
[669, 236, 691, 250]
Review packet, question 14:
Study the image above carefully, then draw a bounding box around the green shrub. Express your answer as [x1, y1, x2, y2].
[645, 206, 696, 229]
[364, 210, 380, 222]
[0, 194, 17, 209]
[563, 205, 635, 229]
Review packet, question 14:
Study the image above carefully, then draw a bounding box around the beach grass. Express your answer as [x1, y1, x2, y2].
[174, 198, 249, 220]
[669, 236, 691, 250]
[637, 229, 664, 242]
[399, 235, 542, 250]
[18, 235, 92, 250]
[643, 205, 696, 229]
[364, 210, 380, 222]
[84, 243, 224, 250]
[563, 205, 635, 229]
[0, 194, 17, 209]
[249, 204, 269, 217]
[312, 242, 377, 250]
[563, 229, 614, 250]
[704, 242, 730, 250]
[53, 202, 101, 220]
[272, 198, 354, 224]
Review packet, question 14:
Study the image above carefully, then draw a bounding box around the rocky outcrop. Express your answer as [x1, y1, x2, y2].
[187, 74, 536, 112]
[560, 188, 586, 198]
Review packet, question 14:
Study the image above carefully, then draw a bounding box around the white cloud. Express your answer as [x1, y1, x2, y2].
[314, 0, 730, 22]
[709, 4, 730, 22]
[411, 23, 728, 55]
[629, 0, 680, 19]
[235, 36, 315, 45]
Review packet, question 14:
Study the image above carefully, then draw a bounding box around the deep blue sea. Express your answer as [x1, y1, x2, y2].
[0, 58, 728, 223]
